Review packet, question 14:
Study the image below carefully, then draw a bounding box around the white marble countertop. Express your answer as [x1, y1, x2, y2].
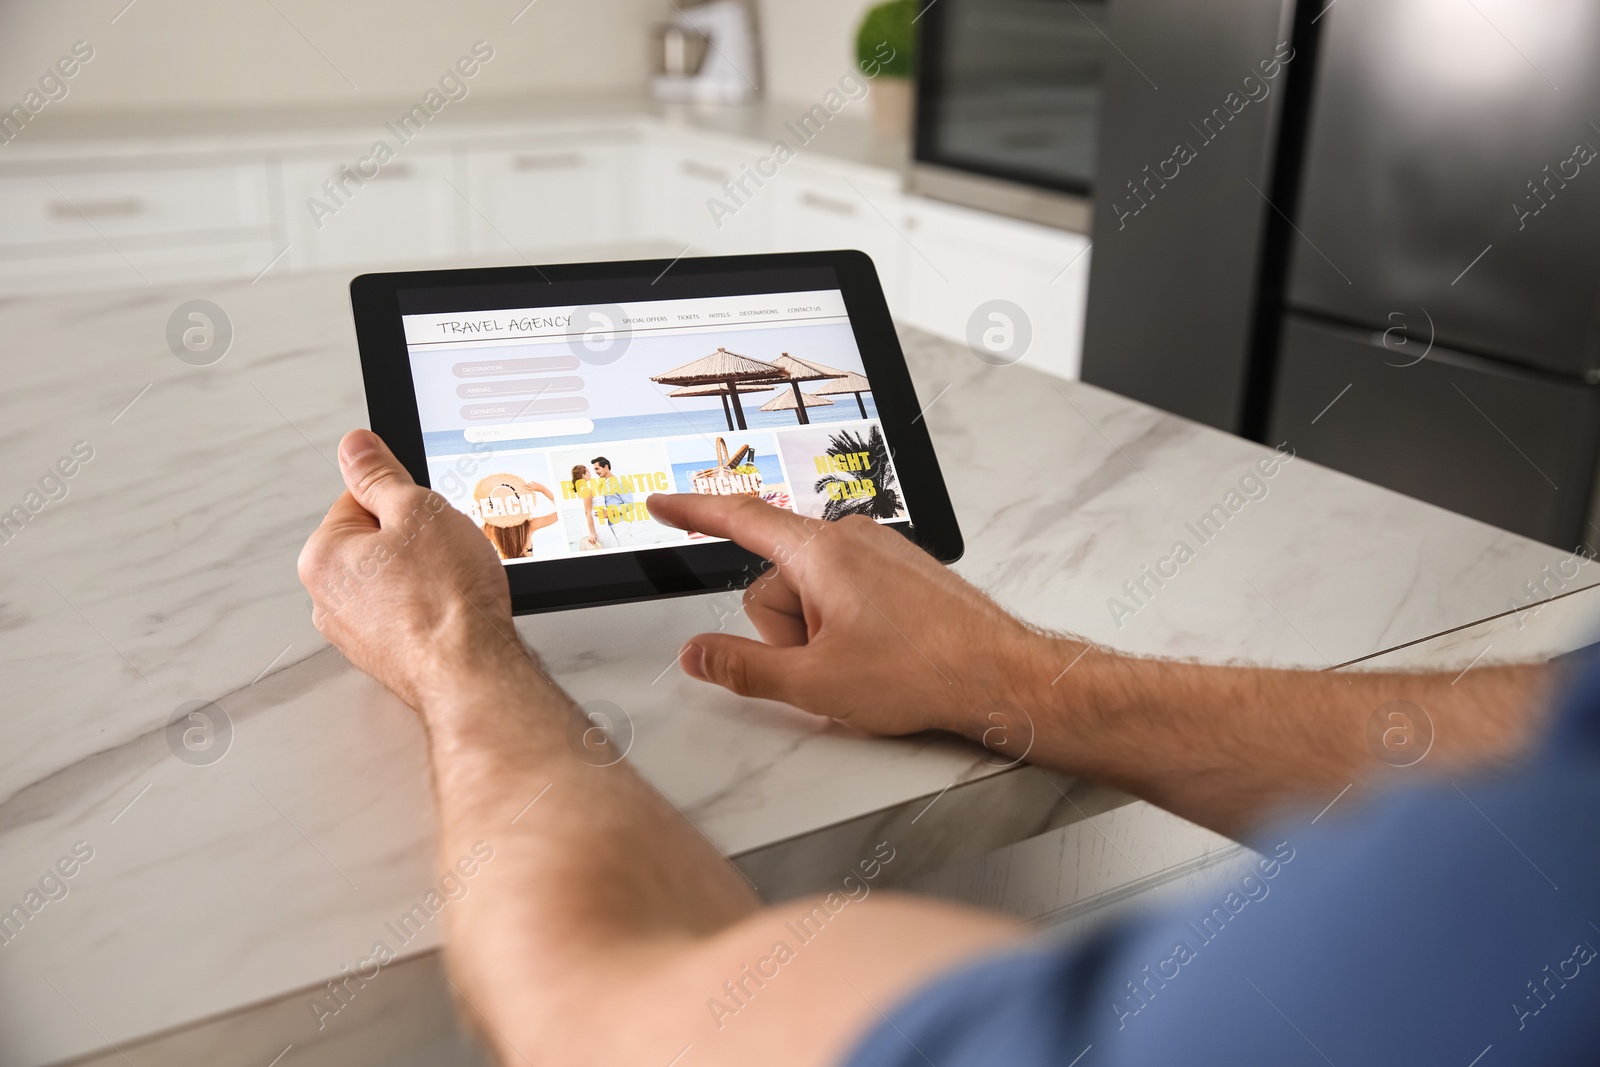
[0, 262, 1594, 1067]
[0, 92, 910, 177]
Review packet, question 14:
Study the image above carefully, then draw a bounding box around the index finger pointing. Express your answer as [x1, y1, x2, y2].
[647, 493, 822, 568]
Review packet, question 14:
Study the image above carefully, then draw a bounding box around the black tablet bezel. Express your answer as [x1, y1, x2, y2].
[349, 250, 964, 615]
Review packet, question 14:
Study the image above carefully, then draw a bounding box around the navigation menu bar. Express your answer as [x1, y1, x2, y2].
[403, 289, 850, 346]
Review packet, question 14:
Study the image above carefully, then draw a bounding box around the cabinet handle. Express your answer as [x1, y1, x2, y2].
[360, 162, 413, 181]
[328, 162, 414, 182]
[48, 198, 141, 220]
[681, 160, 730, 183]
[800, 191, 856, 216]
[514, 152, 584, 171]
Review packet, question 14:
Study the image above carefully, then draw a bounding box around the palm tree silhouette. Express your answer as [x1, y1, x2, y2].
[813, 425, 902, 520]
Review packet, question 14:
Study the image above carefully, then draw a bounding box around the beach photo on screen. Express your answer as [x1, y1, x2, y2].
[409, 312, 881, 458]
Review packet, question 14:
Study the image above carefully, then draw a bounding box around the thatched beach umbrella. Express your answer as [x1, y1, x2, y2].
[759, 390, 834, 421]
[651, 347, 784, 430]
[750, 353, 844, 425]
[666, 382, 777, 432]
[808, 369, 874, 419]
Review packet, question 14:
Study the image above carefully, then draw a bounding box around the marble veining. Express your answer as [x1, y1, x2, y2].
[0, 265, 1591, 1066]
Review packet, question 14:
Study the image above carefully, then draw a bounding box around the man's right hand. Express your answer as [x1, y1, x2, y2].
[647, 493, 1057, 738]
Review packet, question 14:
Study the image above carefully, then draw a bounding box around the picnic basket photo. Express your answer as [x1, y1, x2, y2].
[691, 437, 763, 497]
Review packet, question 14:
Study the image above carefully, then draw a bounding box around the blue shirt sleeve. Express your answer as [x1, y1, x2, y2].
[842, 646, 1600, 1067]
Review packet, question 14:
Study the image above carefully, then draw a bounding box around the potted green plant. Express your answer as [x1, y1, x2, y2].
[856, 0, 916, 135]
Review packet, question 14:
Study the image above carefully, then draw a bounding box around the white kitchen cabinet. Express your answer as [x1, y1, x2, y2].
[770, 163, 908, 319]
[0, 114, 1093, 379]
[642, 132, 776, 256]
[898, 196, 1091, 380]
[278, 148, 463, 271]
[462, 135, 636, 258]
[0, 161, 271, 246]
[0, 160, 276, 293]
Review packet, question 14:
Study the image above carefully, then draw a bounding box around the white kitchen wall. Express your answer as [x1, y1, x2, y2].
[0, 0, 670, 111]
[1, 0, 886, 116]
[754, 0, 880, 104]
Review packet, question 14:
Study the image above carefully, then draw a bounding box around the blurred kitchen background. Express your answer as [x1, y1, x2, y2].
[0, 0, 1092, 383]
[4, 0, 1594, 551]
[3, 2, 1598, 1065]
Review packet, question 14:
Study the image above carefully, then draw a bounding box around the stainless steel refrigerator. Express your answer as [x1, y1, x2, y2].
[1080, 0, 1600, 549]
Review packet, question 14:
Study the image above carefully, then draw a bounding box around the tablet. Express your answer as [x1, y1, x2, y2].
[350, 250, 963, 615]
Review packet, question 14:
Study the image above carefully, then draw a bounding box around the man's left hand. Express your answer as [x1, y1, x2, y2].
[297, 428, 514, 710]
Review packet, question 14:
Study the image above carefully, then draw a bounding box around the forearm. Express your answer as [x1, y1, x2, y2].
[968, 631, 1551, 836]
[301, 443, 1023, 1063]
[413, 635, 1018, 1067]
[415, 631, 759, 1056]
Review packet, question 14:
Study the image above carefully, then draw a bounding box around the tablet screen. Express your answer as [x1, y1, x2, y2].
[401, 285, 907, 566]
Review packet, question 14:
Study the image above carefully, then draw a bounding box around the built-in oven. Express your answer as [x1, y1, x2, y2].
[912, 0, 1105, 232]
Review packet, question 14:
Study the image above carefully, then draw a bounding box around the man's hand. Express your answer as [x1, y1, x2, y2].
[292, 434, 1021, 1067]
[650, 492, 1550, 836]
[648, 493, 1051, 737]
[287, 435, 1555, 1067]
[297, 428, 518, 710]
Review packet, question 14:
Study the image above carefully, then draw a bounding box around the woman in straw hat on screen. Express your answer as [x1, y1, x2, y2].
[471, 473, 557, 560]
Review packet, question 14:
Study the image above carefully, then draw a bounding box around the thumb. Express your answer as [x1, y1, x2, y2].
[681, 633, 806, 705]
[338, 429, 416, 523]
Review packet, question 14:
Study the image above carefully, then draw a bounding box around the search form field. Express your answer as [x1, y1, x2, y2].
[464, 420, 595, 443]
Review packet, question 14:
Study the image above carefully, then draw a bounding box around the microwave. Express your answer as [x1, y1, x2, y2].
[911, 0, 1105, 233]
